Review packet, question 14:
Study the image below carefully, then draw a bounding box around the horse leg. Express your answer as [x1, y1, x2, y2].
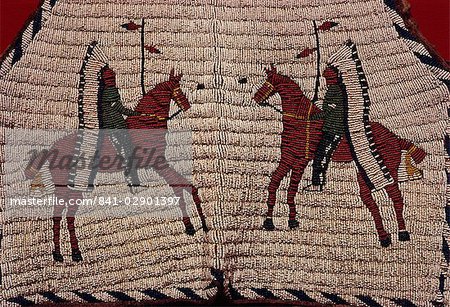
[153, 165, 196, 235]
[191, 185, 208, 232]
[66, 190, 83, 262]
[52, 209, 64, 262]
[52, 187, 66, 262]
[286, 162, 308, 229]
[357, 172, 391, 247]
[52, 187, 82, 262]
[52, 216, 63, 262]
[385, 183, 410, 241]
[175, 187, 196, 236]
[264, 161, 291, 230]
[161, 168, 208, 233]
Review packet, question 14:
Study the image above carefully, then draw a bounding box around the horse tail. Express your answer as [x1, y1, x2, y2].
[24, 149, 52, 195]
[24, 149, 50, 179]
[398, 139, 427, 164]
[398, 138, 427, 180]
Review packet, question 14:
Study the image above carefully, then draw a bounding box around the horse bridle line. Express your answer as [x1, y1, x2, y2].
[259, 81, 275, 102]
[264, 81, 275, 90]
[142, 113, 167, 121]
[172, 87, 185, 110]
[283, 113, 307, 120]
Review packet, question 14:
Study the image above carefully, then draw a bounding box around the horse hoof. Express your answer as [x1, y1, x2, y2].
[398, 230, 411, 241]
[380, 234, 392, 248]
[72, 249, 83, 262]
[288, 219, 299, 229]
[201, 219, 209, 233]
[53, 251, 64, 262]
[185, 224, 196, 236]
[263, 218, 275, 231]
[129, 185, 145, 194]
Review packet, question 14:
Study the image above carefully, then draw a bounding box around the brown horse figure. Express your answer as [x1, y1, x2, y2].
[24, 69, 208, 262]
[253, 65, 426, 247]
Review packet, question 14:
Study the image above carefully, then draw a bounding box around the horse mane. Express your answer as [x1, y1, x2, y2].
[273, 72, 307, 95]
[273, 72, 321, 114]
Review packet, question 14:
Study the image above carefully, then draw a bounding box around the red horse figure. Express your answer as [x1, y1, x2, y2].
[24, 69, 208, 262]
[253, 65, 426, 247]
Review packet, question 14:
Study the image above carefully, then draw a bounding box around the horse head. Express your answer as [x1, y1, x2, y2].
[161, 68, 191, 111]
[253, 64, 292, 105]
[136, 68, 191, 117]
[127, 68, 192, 131]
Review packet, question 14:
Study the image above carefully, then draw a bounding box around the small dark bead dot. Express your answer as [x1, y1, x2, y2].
[197, 83, 205, 90]
[238, 77, 248, 84]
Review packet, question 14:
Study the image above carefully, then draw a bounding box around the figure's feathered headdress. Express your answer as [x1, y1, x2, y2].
[327, 41, 394, 191]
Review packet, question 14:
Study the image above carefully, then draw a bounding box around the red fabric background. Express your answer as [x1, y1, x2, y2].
[0, 0, 449, 60]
